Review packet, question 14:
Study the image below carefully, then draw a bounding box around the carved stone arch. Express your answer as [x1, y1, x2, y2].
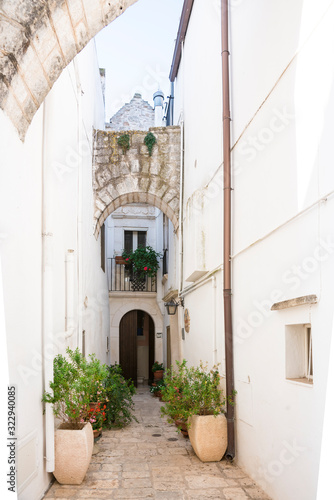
[95, 191, 179, 237]
[109, 298, 164, 365]
[111, 301, 163, 332]
[0, 0, 139, 139]
[93, 127, 181, 236]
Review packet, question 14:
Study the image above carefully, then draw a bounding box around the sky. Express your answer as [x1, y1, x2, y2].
[95, 0, 184, 122]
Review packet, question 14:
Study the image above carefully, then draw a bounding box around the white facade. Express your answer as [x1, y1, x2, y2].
[105, 204, 179, 375]
[172, 1, 334, 499]
[0, 40, 109, 499]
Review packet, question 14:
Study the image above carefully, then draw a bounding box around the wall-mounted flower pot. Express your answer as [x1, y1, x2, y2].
[115, 256, 128, 265]
[188, 414, 227, 462]
[53, 422, 93, 484]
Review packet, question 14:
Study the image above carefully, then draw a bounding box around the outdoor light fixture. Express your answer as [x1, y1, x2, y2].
[165, 298, 184, 315]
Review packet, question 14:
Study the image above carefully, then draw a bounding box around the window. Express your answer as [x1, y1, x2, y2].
[124, 230, 147, 252]
[285, 324, 313, 384]
[100, 223, 105, 272]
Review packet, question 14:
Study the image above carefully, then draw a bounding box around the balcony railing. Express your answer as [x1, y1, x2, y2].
[107, 258, 157, 292]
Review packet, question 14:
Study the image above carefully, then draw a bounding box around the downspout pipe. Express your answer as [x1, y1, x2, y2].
[222, 0, 235, 460]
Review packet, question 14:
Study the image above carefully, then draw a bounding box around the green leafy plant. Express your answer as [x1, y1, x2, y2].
[160, 360, 236, 429]
[103, 364, 138, 428]
[122, 245, 161, 279]
[144, 132, 156, 156]
[160, 360, 192, 425]
[152, 361, 164, 372]
[150, 379, 165, 395]
[117, 134, 130, 154]
[42, 348, 108, 426]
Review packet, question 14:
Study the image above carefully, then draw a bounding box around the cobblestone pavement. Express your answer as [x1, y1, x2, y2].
[44, 387, 271, 500]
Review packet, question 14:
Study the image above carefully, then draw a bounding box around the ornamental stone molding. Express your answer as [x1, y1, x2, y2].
[93, 126, 181, 237]
[0, 0, 138, 139]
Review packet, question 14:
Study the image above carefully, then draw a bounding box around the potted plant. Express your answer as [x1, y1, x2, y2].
[160, 360, 236, 460]
[42, 348, 108, 484]
[87, 401, 107, 438]
[150, 378, 165, 398]
[122, 245, 161, 290]
[152, 361, 164, 380]
[160, 360, 192, 437]
[103, 364, 138, 428]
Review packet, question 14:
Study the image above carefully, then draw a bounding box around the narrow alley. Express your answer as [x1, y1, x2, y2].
[44, 387, 270, 500]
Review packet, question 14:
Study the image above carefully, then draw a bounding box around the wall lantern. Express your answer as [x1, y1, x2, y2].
[165, 298, 184, 316]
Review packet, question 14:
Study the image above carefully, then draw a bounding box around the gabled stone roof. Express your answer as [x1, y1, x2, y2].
[107, 93, 154, 132]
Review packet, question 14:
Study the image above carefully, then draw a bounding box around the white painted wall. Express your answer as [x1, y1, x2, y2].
[173, 0, 225, 369]
[0, 39, 109, 499]
[172, 0, 334, 499]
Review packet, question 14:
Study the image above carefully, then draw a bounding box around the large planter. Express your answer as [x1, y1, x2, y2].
[188, 414, 227, 462]
[54, 422, 94, 484]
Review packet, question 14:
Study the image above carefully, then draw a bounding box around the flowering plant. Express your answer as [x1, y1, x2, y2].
[160, 360, 236, 429]
[42, 348, 108, 427]
[122, 245, 161, 279]
[87, 401, 107, 430]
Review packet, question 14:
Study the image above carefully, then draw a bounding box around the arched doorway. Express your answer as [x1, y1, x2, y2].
[119, 310, 155, 386]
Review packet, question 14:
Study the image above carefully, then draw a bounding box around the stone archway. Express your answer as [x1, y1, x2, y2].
[109, 297, 163, 365]
[93, 126, 181, 236]
[0, 0, 139, 139]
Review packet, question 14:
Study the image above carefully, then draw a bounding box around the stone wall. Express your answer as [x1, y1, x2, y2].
[107, 93, 154, 131]
[93, 126, 181, 236]
[0, 0, 138, 139]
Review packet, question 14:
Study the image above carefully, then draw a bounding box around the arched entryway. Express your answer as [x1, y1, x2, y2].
[119, 309, 155, 386]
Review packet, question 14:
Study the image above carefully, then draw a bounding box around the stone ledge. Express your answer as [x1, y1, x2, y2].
[271, 294, 318, 311]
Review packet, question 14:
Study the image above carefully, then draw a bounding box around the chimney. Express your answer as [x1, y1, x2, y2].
[153, 90, 165, 127]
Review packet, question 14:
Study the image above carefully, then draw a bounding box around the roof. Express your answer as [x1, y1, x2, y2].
[169, 0, 195, 82]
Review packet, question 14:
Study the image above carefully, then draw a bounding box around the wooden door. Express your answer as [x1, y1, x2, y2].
[148, 315, 155, 383]
[119, 310, 137, 386]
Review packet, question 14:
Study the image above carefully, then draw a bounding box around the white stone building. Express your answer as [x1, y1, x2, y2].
[0, 40, 110, 499]
[169, 1, 334, 499]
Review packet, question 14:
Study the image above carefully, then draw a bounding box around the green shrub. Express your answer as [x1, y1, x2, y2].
[160, 359, 236, 428]
[104, 364, 138, 428]
[42, 348, 108, 425]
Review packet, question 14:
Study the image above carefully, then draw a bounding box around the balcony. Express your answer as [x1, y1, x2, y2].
[107, 258, 157, 292]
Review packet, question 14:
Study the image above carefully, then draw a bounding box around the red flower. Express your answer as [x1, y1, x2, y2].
[144, 266, 148, 271]
[149, 268, 151, 271]
[103, 405, 106, 409]
[126, 257, 129, 261]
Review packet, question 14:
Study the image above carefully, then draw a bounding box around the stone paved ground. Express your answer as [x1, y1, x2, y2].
[44, 387, 271, 500]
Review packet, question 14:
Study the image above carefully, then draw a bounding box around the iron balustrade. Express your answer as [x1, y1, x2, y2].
[108, 258, 158, 292]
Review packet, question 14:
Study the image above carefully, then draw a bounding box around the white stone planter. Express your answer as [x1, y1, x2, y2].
[188, 414, 228, 462]
[54, 422, 93, 484]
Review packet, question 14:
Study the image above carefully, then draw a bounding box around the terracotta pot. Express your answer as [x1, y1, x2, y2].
[93, 427, 102, 439]
[115, 256, 128, 265]
[154, 370, 164, 380]
[188, 414, 227, 462]
[54, 422, 93, 484]
[175, 419, 189, 438]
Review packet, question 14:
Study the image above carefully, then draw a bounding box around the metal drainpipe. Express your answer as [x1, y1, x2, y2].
[42, 100, 55, 472]
[222, 0, 235, 460]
